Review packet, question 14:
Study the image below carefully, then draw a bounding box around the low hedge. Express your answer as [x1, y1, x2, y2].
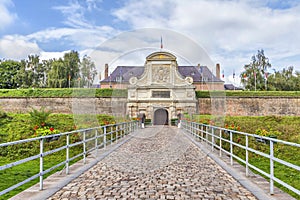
[0, 88, 128, 98]
[196, 90, 300, 98]
[1, 89, 300, 98]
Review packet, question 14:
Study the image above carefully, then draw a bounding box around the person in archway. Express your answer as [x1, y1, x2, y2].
[177, 112, 183, 128]
[139, 113, 146, 128]
[140, 112, 146, 128]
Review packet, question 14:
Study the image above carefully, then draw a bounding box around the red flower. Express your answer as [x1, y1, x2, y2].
[225, 124, 228, 129]
[49, 127, 54, 132]
[231, 124, 235, 129]
[33, 125, 39, 130]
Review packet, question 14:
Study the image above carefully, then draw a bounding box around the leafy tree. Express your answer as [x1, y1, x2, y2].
[64, 50, 80, 87]
[47, 58, 67, 88]
[240, 50, 271, 90]
[267, 66, 300, 91]
[0, 60, 21, 88]
[15, 60, 30, 88]
[80, 55, 97, 88]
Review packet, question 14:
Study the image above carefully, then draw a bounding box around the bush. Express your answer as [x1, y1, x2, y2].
[29, 107, 51, 127]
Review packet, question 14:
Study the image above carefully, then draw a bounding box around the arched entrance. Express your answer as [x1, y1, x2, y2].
[153, 109, 169, 125]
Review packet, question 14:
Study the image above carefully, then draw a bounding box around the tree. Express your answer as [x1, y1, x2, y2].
[267, 66, 300, 91]
[80, 55, 97, 88]
[15, 60, 32, 88]
[240, 50, 271, 90]
[0, 60, 21, 88]
[47, 58, 67, 88]
[64, 51, 80, 88]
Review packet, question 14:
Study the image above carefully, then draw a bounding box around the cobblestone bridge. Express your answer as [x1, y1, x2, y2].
[13, 126, 294, 200]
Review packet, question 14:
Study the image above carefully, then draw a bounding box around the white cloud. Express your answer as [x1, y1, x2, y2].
[39, 51, 69, 61]
[53, 0, 103, 29]
[0, 35, 41, 60]
[112, 0, 300, 81]
[0, 0, 17, 31]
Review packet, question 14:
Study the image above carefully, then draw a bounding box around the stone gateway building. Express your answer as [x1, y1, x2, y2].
[100, 51, 223, 125]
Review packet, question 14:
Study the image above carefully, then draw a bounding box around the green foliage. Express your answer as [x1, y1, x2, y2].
[0, 60, 21, 89]
[240, 49, 271, 91]
[0, 88, 128, 97]
[34, 126, 59, 137]
[267, 66, 300, 91]
[196, 90, 300, 98]
[29, 107, 51, 127]
[255, 128, 282, 137]
[80, 55, 97, 88]
[97, 114, 116, 125]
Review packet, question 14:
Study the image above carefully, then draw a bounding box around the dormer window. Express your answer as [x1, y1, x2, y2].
[116, 76, 123, 82]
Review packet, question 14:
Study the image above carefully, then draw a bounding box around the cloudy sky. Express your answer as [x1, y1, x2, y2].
[1, 0, 300, 85]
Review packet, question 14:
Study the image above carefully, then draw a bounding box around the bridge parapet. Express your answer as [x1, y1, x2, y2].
[181, 120, 300, 197]
[0, 121, 138, 197]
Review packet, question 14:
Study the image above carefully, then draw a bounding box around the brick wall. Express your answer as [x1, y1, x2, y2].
[1, 97, 299, 116]
[0, 97, 128, 116]
[198, 97, 300, 116]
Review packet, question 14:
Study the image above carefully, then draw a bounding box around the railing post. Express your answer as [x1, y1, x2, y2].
[245, 134, 249, 176]
[66, 133, 69, 174]
[83, 131, 86, 164]
[230, 131, 233, 165]
[270, 140, 274, 195]
[104, 126, 107, 149]
[219, 129, 222, 157]
[201, 125, 203, 141]
[116, 125, 118, 143]
[39, 138, 44, 190]
[95, 129, 98, 156]
[211, 127, 214, 151]
[121, 123, 124, 138]
[192, 122, 194, 137]
[196, 123, 199, 139]
[206, 126, 208, 144]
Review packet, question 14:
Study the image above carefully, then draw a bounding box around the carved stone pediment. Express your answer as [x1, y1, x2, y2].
[146, 52, 176, 61]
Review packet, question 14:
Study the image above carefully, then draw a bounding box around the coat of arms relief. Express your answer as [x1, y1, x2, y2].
[152, 66, 170, 83]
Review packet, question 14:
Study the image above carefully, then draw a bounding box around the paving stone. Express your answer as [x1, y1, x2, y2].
[48, 127, 257, 200]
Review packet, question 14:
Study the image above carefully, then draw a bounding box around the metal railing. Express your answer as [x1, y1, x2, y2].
[181, 120, 300, 196]
[0, 121, 138, 196]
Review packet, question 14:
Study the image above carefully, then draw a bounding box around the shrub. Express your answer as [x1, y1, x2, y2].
[29, 107, 51, 127]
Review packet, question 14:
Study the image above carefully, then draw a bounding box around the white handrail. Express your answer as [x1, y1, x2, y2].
[181, 120, 300, 196]
[0, 121, 138, 196]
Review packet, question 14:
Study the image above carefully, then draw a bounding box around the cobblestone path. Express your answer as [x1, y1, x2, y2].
[48, 126, 257, 200]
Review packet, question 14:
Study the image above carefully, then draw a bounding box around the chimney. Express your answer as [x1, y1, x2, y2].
[198, 63, 202, 74]
[216, 63, 220, 79]
[105, 63, 108, 79]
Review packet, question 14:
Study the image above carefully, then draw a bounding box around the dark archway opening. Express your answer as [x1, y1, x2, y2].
[153, 109, 169, 125]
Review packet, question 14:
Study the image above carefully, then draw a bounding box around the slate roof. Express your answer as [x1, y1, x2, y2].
[224, 84, 244, 90]
[101, 66, 223, 83]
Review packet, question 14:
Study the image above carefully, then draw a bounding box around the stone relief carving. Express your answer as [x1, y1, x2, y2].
[152, 66, 170, 83]
[129, 77, 137, 85]
[185, 77, 193, 85]
[187, 91, 193, 97]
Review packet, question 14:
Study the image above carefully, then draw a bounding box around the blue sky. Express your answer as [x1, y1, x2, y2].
[1, 0, 300, 85]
